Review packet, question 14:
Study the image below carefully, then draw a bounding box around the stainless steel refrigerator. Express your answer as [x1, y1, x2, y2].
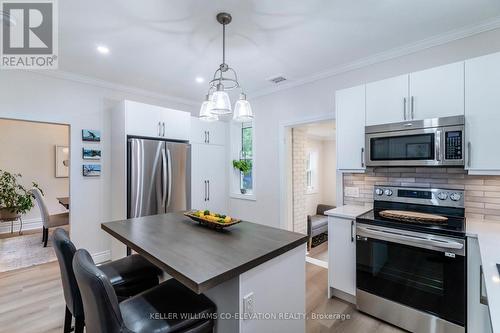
[127, 138, 191, 218]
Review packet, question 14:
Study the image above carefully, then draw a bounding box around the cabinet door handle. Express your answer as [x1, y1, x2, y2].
[207, 180, 210, 201]
[480, 265, 488, 305]
[162, 122, 166, 137]
[410, 96, 415, 120]
[204, 131, 207, 143]
[403, 97, 407, 120]
[351, 220, 354, 242]
[467, 142, 472, 168]
[204, 180, 207, 201]
[361, 147, 365, 168]
[207, 131, 210, 144]
[158, 122, 162, 136]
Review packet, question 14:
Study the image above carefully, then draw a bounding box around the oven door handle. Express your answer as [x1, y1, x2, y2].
[357, 226, 464, 251]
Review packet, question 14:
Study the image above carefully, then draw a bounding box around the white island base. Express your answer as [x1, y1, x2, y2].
[205, 244, 306, 333]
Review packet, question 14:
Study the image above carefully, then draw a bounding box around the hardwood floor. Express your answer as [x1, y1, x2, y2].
[306, 263, 404, 333]
[0, 262, 65, 333]
[0, 260, 404, 333]
[307, 241, 328, 262]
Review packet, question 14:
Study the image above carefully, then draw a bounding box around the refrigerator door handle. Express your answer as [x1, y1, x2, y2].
[161, 148, 167, 208]
[166, 148, 172, 208]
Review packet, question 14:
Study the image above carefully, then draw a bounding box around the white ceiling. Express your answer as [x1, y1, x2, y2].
[59, 0, 500, 102]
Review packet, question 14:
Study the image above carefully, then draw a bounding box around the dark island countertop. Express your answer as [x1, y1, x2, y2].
[101, 213, 308, 294]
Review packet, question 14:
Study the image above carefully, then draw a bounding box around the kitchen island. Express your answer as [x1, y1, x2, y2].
[102, 213, 308, 333]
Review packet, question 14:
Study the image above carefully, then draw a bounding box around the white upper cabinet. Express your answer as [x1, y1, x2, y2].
[465, 52, 500, 174]
[409, 62, 464, 120]
[124, 101, 161, 138]
[366, 75, 409, 126]
[159, 108, 191, 141]
[336, 85, 366, 171]
[124, 100, 190, 140]
[190, 117, 227, 146]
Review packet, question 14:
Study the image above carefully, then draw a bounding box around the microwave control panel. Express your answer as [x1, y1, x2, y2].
[445, 131, 463, 160]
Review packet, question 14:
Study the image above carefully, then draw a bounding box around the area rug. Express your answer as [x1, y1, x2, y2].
[0, 231, 57, 273]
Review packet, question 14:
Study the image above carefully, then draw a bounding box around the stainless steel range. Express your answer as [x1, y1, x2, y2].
[356, 186, 466, 333]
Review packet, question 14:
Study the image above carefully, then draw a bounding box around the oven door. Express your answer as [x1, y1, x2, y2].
[356, 224, 466, 327]
[365, 127, 441, 166]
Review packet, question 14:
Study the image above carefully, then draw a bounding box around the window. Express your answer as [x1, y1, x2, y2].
[230, 121, 255, 199]
[240, 122, 253, 194]
[306, 151, 318, 193]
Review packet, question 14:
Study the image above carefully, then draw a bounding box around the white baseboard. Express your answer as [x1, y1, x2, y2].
[305, 256, 329, 269]
[0, 218, 42, 234]
[92, 250, 111, 264]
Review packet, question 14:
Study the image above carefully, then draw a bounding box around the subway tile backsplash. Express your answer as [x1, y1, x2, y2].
[343, 167, 500, 221]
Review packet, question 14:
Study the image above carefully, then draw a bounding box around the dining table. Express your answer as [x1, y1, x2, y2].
[102, 212, 307, 333]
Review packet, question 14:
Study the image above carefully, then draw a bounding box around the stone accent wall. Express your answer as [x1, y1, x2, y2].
[343, 167, 500, 221]
[292, 128, 307, 234]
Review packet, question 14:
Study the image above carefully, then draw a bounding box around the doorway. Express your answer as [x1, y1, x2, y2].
[284, 119, 336, 268]
[0, 119, 70, 272]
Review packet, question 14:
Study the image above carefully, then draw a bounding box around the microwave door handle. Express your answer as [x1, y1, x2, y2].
[357, 226, 464, 250]
[435, 129, 442, 162]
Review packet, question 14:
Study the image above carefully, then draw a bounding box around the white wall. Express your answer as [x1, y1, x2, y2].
[228, 28, 500, 229]
[0, 71, 197, 261]
[304, 137, 323, 216]
[304, 136, 336, 216]
[0, 119, 69, 222]
[322, 140, 337, 206]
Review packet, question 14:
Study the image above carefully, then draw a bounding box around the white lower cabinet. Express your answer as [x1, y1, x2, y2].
[191, 143, 227, 213]
[467, 237, 493, 333]
[328, 216, 356, 301]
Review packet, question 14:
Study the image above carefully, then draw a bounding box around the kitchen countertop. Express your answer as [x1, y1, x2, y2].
[467, 219, 500, 333]
[325, 205, 373, 219]
[102, 212, 308, 293]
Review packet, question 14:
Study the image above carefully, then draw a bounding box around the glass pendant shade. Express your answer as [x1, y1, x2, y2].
[233, 93, 254, 122]
[199, 95, 218, 122]
[210, 86, 232, 115]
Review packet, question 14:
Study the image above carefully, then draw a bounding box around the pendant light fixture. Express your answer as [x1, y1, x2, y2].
[199, 12, 253, 122]
[199, 94, 218, 122]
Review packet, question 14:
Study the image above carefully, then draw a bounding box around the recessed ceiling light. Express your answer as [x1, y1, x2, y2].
[96, 45, 110, 55]
[195, 77, 204, 83]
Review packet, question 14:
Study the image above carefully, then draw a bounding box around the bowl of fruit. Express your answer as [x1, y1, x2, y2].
[184, 210, 241, 230]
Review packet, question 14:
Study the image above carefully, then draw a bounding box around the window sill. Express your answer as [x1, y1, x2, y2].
[230, 192, 256, 201]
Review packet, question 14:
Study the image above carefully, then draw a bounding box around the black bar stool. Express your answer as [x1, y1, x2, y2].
[73, 249, 216, 333]
[53, 228, 163, 333]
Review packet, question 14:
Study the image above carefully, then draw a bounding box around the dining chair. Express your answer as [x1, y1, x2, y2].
[73, 249, 216, 333]
[30, 187, 69, 247]
[53, 228, 163, 333]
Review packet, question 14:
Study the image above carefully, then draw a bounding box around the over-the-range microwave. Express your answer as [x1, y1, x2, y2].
[365, 115, 465, 167]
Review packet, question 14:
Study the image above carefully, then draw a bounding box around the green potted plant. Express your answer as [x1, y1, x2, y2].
[0, 169, 42, 220]
[232, 160, 252, 194]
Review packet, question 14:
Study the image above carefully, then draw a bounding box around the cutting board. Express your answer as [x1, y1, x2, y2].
[379, 210, 448, 223]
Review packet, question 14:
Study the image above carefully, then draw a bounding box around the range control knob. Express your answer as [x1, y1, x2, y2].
[450, 193, 462, 201]
[375, 188, 384, 196]
[437, 192, 448, 200]
[384, 189, 393, 196]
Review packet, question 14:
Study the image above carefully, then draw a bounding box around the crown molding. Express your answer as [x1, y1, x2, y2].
[28, 70, 200, 107]
[251, 16, 500, 98]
